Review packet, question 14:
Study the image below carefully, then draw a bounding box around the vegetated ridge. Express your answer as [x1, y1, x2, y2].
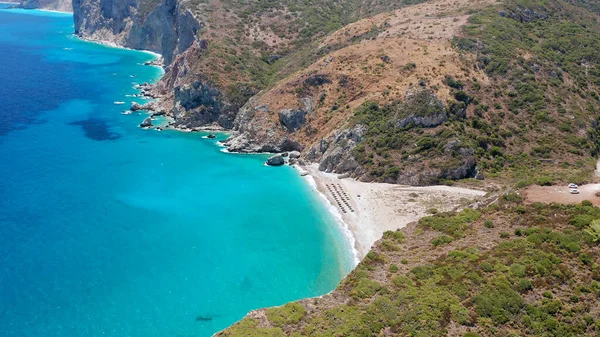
[218, 196, 600, 336]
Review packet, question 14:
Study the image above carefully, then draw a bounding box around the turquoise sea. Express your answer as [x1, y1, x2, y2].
[0, 5, 353, 337]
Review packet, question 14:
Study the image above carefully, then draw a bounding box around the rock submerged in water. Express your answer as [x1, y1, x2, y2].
[131, 102, 144, 111]
[266, 154, 285, 166]
[140, 117, 153, 128]
[207, 134, 216, 139]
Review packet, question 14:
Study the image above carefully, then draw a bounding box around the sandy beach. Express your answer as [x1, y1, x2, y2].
[301, 164, 487, 259]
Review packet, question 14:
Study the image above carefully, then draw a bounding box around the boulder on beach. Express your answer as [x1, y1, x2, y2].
[131, 102, 144, 111]
[289, 151, 301, 159]
[266, 154, 285, 166]
[140, 117, 153, 128]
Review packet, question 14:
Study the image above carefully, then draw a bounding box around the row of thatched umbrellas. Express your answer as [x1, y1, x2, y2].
[326, 183, 354, 213]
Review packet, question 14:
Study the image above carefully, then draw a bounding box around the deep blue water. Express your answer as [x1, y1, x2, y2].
[0, 6, 353, 337]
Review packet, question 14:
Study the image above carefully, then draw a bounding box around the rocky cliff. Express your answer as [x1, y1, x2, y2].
[70, 0, 600, 186]
[73, 0, 200, 65]
[18, 0, 72, 12]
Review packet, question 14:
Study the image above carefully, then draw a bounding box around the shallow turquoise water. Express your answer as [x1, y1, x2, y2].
[0, 6, 354, 337]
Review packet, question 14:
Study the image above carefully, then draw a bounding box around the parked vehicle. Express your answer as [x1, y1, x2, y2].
[568, 183, 578, 188]
[570, 189, 580, 194]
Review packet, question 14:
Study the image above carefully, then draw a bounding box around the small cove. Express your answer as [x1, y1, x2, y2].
[0, 6, 354, 337]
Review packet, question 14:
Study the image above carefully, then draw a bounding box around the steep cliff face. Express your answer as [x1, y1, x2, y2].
[19, 0, 72, 12]
[73, 0, 200, 65]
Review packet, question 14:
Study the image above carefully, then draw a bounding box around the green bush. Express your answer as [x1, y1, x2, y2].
[474, 282, 525, 325]
[350, 278, 382, 299]
[266, 303, 307, 327]
[516, 279, 534, 293]
[432, 235, 454, 246]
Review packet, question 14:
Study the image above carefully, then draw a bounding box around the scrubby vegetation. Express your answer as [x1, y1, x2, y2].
[220, 197, 600, 336]
[213, 0, 600, 335]
[452, 0, 600, 184]
[184, 0, 423, 93]
[343, 0, 600, 186]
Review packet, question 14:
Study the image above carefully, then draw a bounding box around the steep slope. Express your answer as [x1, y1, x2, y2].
[71, 0, 429, 129]
[224, 0, 600, 186]
[73, 0, 200, 65]
[65, 0, 600, 186]
[222, 0, 495, 185]
[212, 0, 600, 335]
[218, 197, 600, 337]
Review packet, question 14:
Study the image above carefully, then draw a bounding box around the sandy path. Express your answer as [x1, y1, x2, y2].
[301, 164, 487, 259]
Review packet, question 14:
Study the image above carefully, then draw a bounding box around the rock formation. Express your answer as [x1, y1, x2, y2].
[73, 0, 200, 65]
[266, 155, 285, 166]
[19, 0, 72, 12]
[139, 117, 153, 128]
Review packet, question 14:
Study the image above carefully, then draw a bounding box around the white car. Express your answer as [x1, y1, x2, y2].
[568, 183, 578, 189]
[570, 189, 580, 194]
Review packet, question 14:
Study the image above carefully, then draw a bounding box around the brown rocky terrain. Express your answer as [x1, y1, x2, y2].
[67, 0, 600, 187]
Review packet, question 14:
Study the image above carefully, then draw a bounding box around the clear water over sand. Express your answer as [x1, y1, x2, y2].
[0, 6, 353, 336]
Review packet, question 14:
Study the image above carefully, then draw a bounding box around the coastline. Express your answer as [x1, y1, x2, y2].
[75, 36, 163, 61]
[38, 0, 483, 282]
[300, 164, 487, 260]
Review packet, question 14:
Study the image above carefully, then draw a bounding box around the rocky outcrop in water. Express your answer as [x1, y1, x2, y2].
[266, 155, 285, 166]
[220, 100, 303, 153]
[172, 78, 252, 129]
[140, 117, 153, 128]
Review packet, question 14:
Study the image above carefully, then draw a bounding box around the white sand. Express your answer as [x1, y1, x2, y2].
[301, 164, 487, 259]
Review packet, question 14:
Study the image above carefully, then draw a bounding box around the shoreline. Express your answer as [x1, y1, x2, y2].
[41, 3, 484, 272]
[0, 4, 72, 15]
[79, 37, 163, 60]
[300, 164, 487, 260]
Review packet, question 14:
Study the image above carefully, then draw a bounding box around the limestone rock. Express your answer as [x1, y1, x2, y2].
[394, 86, 447, 128]
[305, 125, 366, 175]
[266, 155, 285, 166]
[279, 109, 307, 132]
[140, 117, 153, 128]
[131, 102, 144, 111]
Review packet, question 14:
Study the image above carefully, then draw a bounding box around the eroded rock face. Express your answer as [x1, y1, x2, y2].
[394, 140, 476, 185]
[73, 0, 201, 65]
[173, 80, 231, 128]
[221, 101, 303, 153]
[279, 109, 307, 132]
[305, 125, 366, 174]
[394, 86, 448, 128]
